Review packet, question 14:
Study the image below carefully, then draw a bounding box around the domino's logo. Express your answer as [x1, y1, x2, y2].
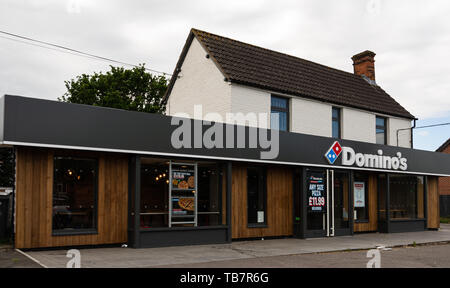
[325, 141, 343, 164]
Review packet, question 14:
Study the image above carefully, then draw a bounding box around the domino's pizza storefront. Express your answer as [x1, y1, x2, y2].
[2, 96, 450, 249]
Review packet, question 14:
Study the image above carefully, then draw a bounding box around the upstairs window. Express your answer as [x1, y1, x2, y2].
[332, 107, 341, 138]
[271, 96, 289, 131]
[376, 116, 387, 145]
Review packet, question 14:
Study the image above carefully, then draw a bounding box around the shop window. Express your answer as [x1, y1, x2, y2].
[52, 157, 97, 233]
[197, 164, 223, 226]
[332, 107, 341, 138]
[271, 96, 289, 131]
[247, 167, 267, 226]
[140, 158, 224, 229]
[376, 116, 387, 145]
[389, 175, 425, 220]
[140, 158, 170, 228]
[353, 173, 369, 222]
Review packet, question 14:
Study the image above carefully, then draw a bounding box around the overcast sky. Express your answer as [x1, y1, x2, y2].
[0, 0, 449, 150]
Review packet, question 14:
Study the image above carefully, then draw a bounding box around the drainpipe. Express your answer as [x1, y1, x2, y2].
[396, 119, 416, 148]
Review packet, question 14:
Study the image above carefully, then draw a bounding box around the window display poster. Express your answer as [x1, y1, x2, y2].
[171, 197, 195, 216]
[307, 173, 326, 213]
[354, 182, 365, 208]
[171, 168, 195, 189]
[257, 211, 265, 223]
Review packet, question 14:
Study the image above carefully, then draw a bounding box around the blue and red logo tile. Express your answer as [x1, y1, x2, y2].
[324, 141, 343, 164]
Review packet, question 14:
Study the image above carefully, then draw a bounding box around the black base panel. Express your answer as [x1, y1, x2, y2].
[389, 220, 426, 233]
[440, 195, 450, 217]
[138, 227, 228, 248]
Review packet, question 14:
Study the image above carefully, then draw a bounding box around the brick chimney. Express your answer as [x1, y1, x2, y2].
[352, 50, 376, 81]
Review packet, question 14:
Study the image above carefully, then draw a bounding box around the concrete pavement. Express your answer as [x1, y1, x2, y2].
[21, 224, 450, 268]
[0, 246, 41, 268]
[159, 242, 450, 268]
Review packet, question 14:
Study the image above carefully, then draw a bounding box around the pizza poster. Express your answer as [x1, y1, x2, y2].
[171, 197, 195, 216]
[171, 169, 195, 190]
[307, 173, 326, 213]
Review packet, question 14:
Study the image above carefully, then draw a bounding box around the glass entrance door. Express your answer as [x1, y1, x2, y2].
[304, 169, 351, 237]
[331, 170, 351, 236]
[304, 169, 328, 237]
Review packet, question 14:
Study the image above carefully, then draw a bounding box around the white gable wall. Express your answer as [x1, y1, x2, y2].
[166, 38, 231, 120]
[230, 84, 271, 128]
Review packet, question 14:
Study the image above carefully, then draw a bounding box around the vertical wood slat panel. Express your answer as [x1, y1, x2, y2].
[15, 149, 26, 248]
[97, 156, 105, 245]
[427, 177, 440, 229]
[232, 165, 293, 239]
[24, 149, 33, 248]
[15, 148, 128, 249]
[353, 174, 377, 232]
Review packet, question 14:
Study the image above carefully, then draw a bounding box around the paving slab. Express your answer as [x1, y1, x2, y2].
[23, 224, 450, 268]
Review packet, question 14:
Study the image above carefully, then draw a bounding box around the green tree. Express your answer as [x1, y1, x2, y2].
[60, 64, 168, 113]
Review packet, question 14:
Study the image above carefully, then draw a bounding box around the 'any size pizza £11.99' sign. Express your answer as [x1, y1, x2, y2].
[324, 141, 408, 171]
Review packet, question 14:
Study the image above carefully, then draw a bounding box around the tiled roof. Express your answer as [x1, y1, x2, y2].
[436, 138, 450, 152]
[166, 28, 415, 120]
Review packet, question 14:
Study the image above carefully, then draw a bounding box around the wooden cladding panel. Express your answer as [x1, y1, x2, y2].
[354, 174, 378, 233]
[427, 176, 440, 229]
[231, 165, 293, 239]
[15, 147, 128, 249]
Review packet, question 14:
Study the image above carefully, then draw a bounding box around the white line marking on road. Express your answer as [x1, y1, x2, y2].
[15, 249, 48, 268]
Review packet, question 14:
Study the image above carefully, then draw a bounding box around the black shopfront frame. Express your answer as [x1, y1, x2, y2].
[298, 167, 353, 239]
[377, 173, 428, 234]
[128, 155, 231, 248]
[2, 95, 448, 247]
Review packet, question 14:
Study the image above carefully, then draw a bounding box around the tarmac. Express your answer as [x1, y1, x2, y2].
[15, 224, 450, 268]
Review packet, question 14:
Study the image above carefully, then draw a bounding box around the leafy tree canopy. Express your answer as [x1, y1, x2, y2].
[60, 64, 168, 113]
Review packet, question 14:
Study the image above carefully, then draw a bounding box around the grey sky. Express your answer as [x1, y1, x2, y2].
[0, 0, 449, 149]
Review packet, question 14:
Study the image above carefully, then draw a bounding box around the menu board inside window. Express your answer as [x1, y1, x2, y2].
[354, 182, 365, 208]
[170, 162, 197, 227]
